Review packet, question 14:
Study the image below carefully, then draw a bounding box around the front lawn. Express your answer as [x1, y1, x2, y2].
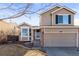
[0, 44, 47, 56]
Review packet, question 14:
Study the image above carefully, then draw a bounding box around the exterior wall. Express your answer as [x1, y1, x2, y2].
[41, 28, 79, 47]
[40, 28, 44, 47]
[44, 28, 78, 33]
[40, 8, 74, 26]
[40, 7, 60, 26]
[19, 37, 29, 41]
[78, 29, 79, 48]
[53, 8, 74, 25]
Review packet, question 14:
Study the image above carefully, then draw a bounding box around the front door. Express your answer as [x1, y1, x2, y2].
[34, 29, 41, 47]
[20, 27, 29, 41]
[35, 29, 41, 40]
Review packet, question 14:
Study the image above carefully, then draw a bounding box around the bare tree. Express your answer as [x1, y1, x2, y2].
[0, 3, 53, 20]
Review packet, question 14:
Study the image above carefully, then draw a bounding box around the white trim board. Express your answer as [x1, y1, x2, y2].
[51, 7, 63, 14]
[39, 4, 61, 14]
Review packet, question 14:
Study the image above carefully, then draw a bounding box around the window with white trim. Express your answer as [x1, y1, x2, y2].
[21, 27, 29, 37]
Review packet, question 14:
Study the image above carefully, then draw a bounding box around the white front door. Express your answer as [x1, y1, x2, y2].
[35, 31, 41, 40]
[20, 27, 29, 41]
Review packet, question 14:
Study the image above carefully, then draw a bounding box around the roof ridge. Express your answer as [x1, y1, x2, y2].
[39, 4, 76, 14]
[19, 22, 31, 26]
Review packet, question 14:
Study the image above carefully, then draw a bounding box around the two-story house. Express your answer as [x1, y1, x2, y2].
[19, 4, 79, 48]
[40, 4, 79, 48]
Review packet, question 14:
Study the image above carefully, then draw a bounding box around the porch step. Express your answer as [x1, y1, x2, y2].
[21, 42, 33, 48]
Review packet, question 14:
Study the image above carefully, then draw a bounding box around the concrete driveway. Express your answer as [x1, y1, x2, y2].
[43, 47, 79, 56]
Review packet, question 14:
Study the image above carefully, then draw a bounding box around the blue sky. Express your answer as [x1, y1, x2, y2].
[0, 3, 79, 26]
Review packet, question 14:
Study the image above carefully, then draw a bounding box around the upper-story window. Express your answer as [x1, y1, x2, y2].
[56, 14, 71, 25]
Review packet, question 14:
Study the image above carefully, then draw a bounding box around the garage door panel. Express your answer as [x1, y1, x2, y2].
[44, 33, 76, 47]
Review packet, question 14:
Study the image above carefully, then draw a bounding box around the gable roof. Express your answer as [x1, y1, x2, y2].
[19, 22, 31, 27]
[39, 4, 76, 14]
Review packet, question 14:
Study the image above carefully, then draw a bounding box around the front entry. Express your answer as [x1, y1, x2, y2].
[33, 29, 41, 47]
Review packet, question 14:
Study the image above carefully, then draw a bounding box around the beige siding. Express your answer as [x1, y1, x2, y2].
[40, 8, 74, 26]
[40, 7, 60, 26]
[40, 13, 52, 26]
[44, 28, 78, 33]
[53, 8, 74, 25]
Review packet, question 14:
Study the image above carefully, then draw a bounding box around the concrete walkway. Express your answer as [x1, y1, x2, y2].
[43, 47, 79, 56]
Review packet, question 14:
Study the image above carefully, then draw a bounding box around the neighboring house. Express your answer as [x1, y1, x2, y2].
[0, 20, 19, 42]
[0, 20, 19, 35]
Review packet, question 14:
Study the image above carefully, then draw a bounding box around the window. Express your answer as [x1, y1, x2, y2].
[56, 15, 71, 24]
[21, 28, 29, 37]
[22, 29, 28, 36]
[63, 15, 69, 24]
[58, 15, 63, 24]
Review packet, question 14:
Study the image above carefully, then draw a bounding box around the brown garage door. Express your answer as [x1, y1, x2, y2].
[44, 33, 77, 47]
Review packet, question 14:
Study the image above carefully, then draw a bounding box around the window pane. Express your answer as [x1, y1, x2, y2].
[58, 15, 63, 24]
[63, 15, 68, 24]
[22, 29, 28, 36]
